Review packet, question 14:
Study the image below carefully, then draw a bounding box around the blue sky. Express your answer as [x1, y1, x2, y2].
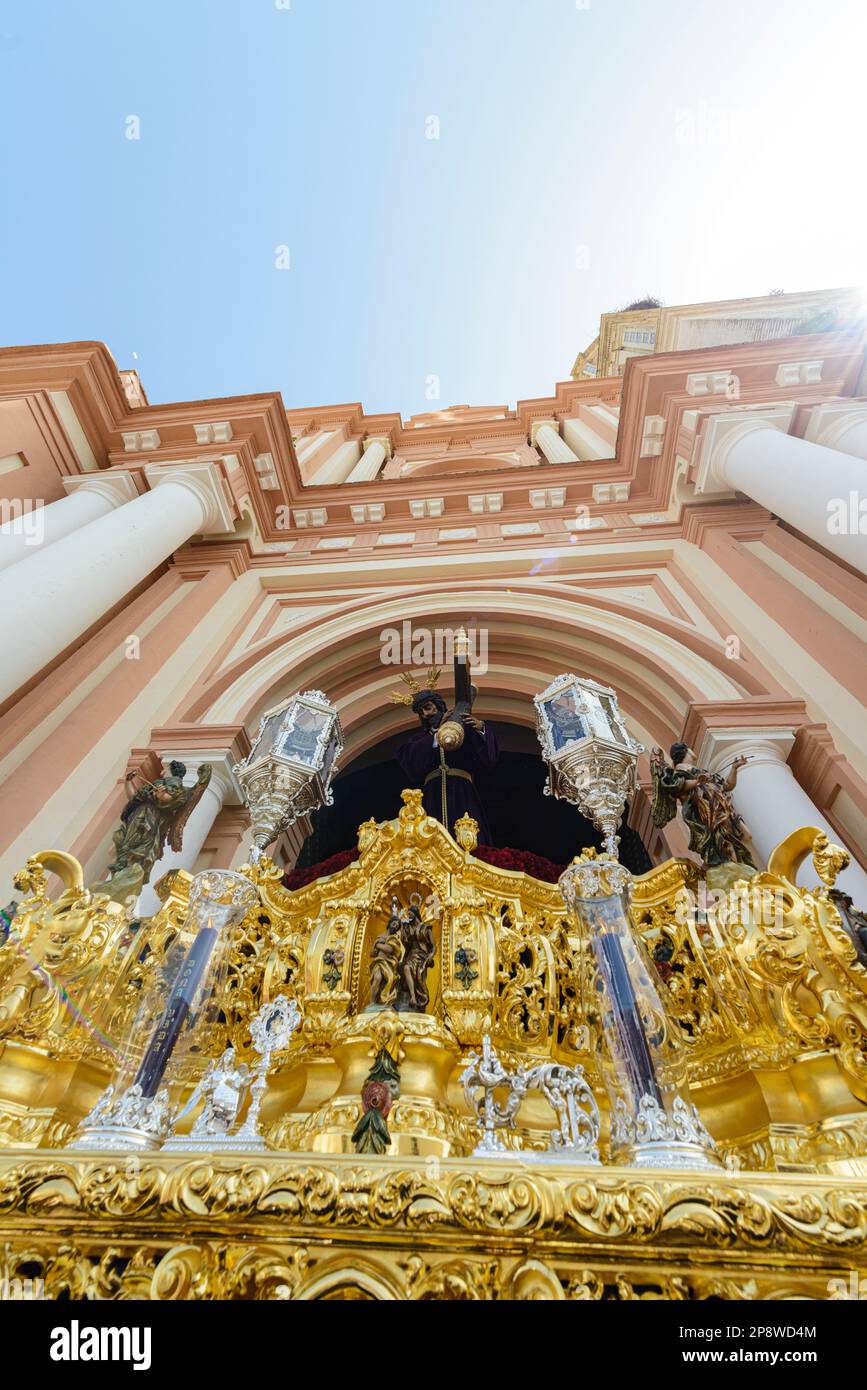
[1, 0, 865, 418]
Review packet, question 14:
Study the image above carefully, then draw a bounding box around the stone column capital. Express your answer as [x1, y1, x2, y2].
[699, 727, 797, 778]
[143, 460, 236, 534]
[803, 400, 867, 451]
[148, 724, 252, 806]
[155, 751, 242, 805]
[694, 404, 795, 494]
[62, 470, 140, 507]
[364, 434, 393, 460]
[530, 418, 560, 446]
[681, 699, 809, 755]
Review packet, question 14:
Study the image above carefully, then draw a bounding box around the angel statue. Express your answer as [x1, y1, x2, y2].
[650, 743, 757, 873]
[92, 760, 213, 904]
[166, 1046, 251, 1146]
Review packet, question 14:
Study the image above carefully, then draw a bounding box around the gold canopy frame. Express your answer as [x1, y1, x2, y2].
[1, 790, 867, 1299]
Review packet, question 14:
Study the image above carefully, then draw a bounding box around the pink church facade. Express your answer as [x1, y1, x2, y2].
[0, 302, 866, 904]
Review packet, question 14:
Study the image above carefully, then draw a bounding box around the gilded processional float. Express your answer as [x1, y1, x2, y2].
[2, 660, 867, 1302]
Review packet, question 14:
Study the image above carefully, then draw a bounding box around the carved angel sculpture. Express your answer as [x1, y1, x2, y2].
[95, 760, 213, 903]
[650, 743, 757, 871]
[177, 1047, 251, 1139]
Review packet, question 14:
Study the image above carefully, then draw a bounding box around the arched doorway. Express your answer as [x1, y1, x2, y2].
[296, 721, 652, 875]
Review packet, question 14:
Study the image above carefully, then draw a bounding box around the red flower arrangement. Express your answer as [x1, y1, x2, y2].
[282, 847, 359, 891]
[474, 845, 566, 884]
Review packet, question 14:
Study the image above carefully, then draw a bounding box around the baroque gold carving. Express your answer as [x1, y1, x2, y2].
[0, 1151, 865, 1299]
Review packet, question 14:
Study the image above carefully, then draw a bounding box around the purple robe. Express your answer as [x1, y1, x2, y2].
[396, 723, 499, 845]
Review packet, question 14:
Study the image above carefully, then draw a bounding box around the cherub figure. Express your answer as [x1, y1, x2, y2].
[650, 743, 757, 870]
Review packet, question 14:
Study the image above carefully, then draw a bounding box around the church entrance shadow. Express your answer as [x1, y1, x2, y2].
[295, 723, 651, 876]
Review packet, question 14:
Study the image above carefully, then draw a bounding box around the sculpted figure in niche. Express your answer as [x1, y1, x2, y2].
[367, 893, 436, 1014]
[368, 897, 404, 1007]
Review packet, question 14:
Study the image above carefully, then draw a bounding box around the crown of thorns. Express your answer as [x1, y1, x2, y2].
[388, 668, 443, 707]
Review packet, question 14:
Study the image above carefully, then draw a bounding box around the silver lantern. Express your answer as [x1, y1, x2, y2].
[534, 674, 643, 857]
[234, 690, 344, 861]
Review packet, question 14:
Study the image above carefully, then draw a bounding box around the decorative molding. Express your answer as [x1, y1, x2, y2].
[529, 418, 559, 446]
[700, 728, 797, 777]
[147, 723, 252, 765]
[686, 371, 738, 397]
[292, 508, 329, 528]
[694, 405, 795, 495]
[681, 698, 810, 773]
[592, 482, 631, 505]
[2, 1152, 867, 1293]
[680, 500, 774, 546]
[376, 531, 416, 546]
[350, 502, 386, 524]
[775, 360, 823, 388]
[364, 434, 394, 460]
[172, 540, 251, 580]
[62, 470, 140, 507]
[194, 421, 234, 445]
[143, 460, 236, 534]
[122, 428, 161, 452]
[409, 497, 444, 519]
[639, 415, 666, 457]
[467, 493, 503, 514]
[438, 527, 477, 543]
[803, 400, 867, 451]
[529, 487, 566, 509]
[250, 453, 279, 492]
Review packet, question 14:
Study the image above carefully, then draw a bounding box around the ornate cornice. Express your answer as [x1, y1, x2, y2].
[1, 1149, 866, 1269]
[2, 334, 865, 553]
[681, 698, 810, 757]
[171, 541, 251, 581]
[147, 723, 252, 767]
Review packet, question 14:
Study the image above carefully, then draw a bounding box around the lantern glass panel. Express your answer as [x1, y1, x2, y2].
[587, 690, 630, 745]
[541, 687, 588, 751]
[321, 725, 340, 782]
[253, 709, 286, 763]
[278, 704, 330, 766]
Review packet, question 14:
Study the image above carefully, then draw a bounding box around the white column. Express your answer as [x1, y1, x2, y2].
[702, 729, 867, 903]
[0, 473, 138, 572]
[697, 411, 867, 575]
[347, 437, 390, 483]
[0, 461, 232, 705]
[805, 402, 867, 462]
[532, 420, 579, 464]
[295, 430, 335, 463]
[137, 759, 239, 916]
[562, 416, 612, 461]
[309, 439, 362, 485]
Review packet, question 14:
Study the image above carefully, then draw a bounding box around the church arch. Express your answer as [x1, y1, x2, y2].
[180, 584, 770, 762]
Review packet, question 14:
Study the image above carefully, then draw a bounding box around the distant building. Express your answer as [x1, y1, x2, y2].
[572, 285, 865, 379]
